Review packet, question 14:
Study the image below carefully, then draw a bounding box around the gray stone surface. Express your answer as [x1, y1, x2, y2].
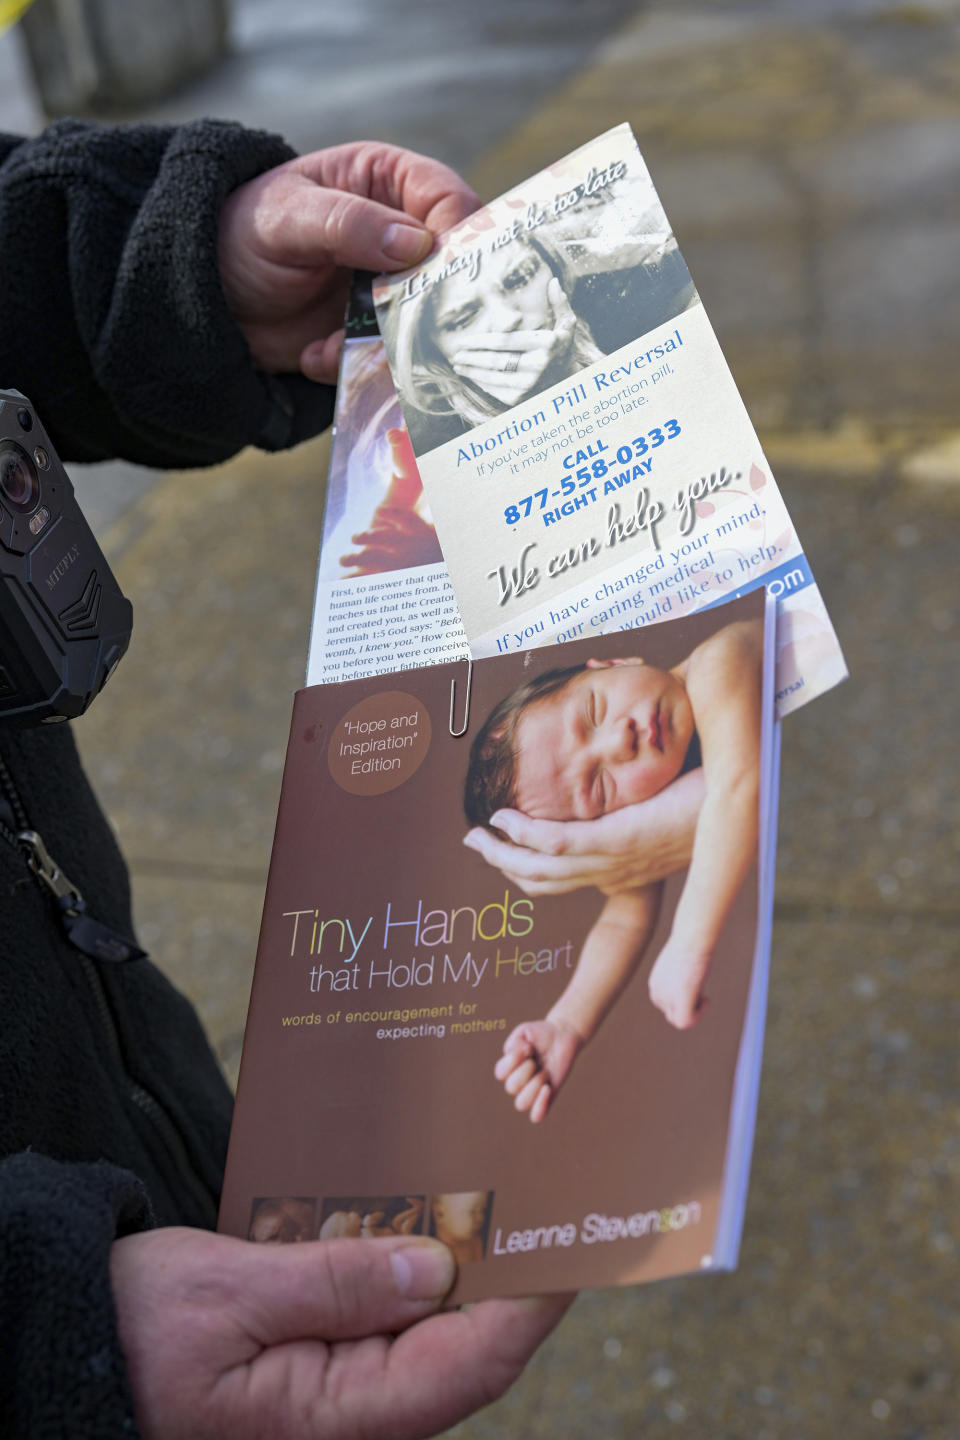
[4, 0, 957, 1433]
[18, 0, 228, 115]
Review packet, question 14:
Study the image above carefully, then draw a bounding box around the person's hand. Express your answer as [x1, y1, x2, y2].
[494, 1017, 583, 1123]
[464, 769, 704, 897]
[218, 142, 479, 381]
[450, 281, 599, 406]
[340, 505, 442, 575]
[383, 427, 423, 510]
[111, 1226, 572, 1440]
[341, 427, 440, 574]
[646, 934, 713, 1030]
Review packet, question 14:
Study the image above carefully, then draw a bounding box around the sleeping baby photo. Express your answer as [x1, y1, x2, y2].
[464, 614, 763, 1123]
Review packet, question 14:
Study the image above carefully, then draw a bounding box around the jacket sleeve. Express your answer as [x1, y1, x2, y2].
[0, 1151, 152, 1438]
[0, 118, 335, 467]
[0, 119, 334, 1436]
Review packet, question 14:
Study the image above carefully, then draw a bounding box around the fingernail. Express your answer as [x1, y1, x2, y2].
[382, 223, 431, 264]
[391, 1240, 455, 1300]
[463, 833, 478, 850]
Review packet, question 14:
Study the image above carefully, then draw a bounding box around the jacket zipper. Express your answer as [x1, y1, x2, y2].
[0, 747, 218, 1222]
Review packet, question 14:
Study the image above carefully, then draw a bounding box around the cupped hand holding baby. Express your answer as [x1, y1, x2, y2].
[463, 766, 704, 898]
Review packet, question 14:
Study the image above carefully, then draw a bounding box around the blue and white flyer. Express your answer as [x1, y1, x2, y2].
[374, 124, 846, 717]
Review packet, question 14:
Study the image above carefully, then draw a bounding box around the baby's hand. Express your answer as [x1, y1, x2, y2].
[494, 1018, 583, 1123]
[647, 936, 713, 1030]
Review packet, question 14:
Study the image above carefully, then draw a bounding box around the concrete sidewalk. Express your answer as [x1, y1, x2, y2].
[24, 0, 959, 1433]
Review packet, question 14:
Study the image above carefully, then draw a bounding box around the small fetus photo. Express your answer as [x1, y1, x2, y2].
[429, 1191, 495, 1264]
[247, 1195, 316, 1244]
[318, 1194, 426, 1240]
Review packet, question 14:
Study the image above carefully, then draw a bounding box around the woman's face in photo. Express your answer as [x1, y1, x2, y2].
[432, 243, 553, 364]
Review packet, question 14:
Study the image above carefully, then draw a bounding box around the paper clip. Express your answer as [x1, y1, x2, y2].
[449, 657, 473, 738]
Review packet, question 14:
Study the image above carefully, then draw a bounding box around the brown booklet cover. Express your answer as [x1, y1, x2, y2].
[219, 589, 778, 1302]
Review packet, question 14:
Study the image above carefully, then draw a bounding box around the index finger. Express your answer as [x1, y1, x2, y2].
[292, 141, 480, 236]
[464, 826, 592, 882]
[488, 810, 593, 857]
[451, 329, 560, 356]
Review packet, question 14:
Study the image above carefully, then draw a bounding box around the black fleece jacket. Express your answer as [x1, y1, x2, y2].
[0, 118, 334, 1436]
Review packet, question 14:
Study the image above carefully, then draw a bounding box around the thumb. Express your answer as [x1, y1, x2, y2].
[230, 1234, 457, 1344]
[270, 176, 434, 270]
[114, 1229, 457, 1354]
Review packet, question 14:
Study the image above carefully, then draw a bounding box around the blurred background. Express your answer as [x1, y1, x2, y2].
[4, 1, 958, 1434]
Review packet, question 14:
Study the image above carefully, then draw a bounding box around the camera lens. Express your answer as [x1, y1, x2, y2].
[0, 440, 40, 513]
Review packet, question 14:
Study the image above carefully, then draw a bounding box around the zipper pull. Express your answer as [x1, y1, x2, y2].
[18, 829, 146, 963]
[19, 829, 84, 909]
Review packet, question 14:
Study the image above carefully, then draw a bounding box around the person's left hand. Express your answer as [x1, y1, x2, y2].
[218, 142, 479, 381]
[340, 506, 442, 575]
[111, 1226, 573, 1440]
[450, 281, 597, 407]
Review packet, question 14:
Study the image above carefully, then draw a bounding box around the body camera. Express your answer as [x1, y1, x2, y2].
[0, 390, 132, 725]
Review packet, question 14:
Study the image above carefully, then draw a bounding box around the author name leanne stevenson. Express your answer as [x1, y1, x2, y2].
[492, 1201, 702, 1255]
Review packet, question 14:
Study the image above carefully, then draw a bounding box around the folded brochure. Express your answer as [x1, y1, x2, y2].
[371, 123, 846, 719]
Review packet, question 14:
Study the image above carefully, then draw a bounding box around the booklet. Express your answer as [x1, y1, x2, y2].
[372, 124, 847, 719]
[220, 588, 780, 1301]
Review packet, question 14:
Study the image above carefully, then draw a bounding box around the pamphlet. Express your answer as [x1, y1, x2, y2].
[220, 590, 780, 1301]
[373, 124, 846, 718]
[306, 275, 468, 688]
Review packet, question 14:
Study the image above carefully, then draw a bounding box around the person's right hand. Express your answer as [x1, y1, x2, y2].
[463, 768, 704, 897]
[111, 1226, 572, 1440]
[218, 142, 479, 381]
